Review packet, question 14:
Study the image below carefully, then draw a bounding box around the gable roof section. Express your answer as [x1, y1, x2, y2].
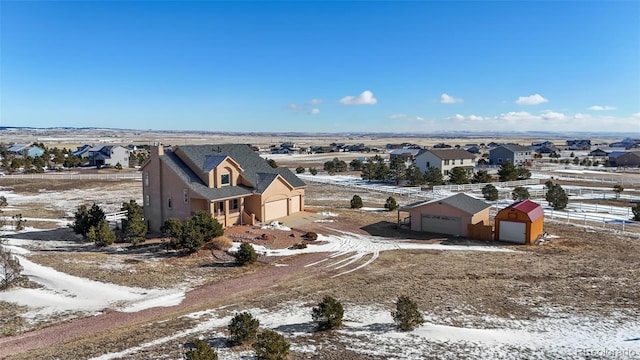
[203, 155, 229, 172]
[400, 193, 490, 215]
[497, 144, 530, 153]
[161, 150, 252, 201]
[504, 200, 544, 222]
[427, 149, 475, 160]
[175, 144, 305, 189]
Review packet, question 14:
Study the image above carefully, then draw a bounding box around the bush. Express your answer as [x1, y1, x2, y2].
[482, 184, 499, 201]
[185, 339, 218, 360]
[235, 242, 258, 265]
[632, 203, 640, 221]
[295, 166, 305, 174]
[302, 232, 318, 241]
[546, 183, 568, 210]
[511, 186, 530, 201]
[228, 311, 260, 344]
[289, 242, 307, 250]
[252, 330, 290, 360]
[312, 295, 344, 330]
[309, 167, 318, 175]
[384, 196, 398, 211]
[210, 236, 233, 250]
[350, 195, 363, 209]
[392, 296, 425, 331]
[88, 220, 115, 247]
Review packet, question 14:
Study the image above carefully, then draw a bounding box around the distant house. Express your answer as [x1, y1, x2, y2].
[7, 143, 44, 158]
[532, 144, 559, 155]
[609, 138, 640, 149]
[415, 149, 476, 178]
[398, 193, 491, 237]
[495, 200, 544, 245]
[531, 140, 555, 147]
[587, 148, 609, 158]
[464, 145, 481, 154]
[609, 151, 640, 168]
[72, 144, 92, 159]
[489, 144, 532, 166]
[142, 144, 306, 232]
[88, 145, 130, 168]
[566, 139, 591, 150]
[389, 148, 425, 166]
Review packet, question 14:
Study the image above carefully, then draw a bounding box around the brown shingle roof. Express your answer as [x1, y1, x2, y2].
[427, 149, 475, 160]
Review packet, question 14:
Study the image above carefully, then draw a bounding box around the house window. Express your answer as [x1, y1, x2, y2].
[444, 160, 450, 165]
[167, 197, 172, 209]
[426, 161, 430, 168]
[231, 199, 239, 211]
[145, 194, 150, 206]
[460, 159, 464, 164]
[221, 174, 230, 185]
[217, 202, 224, 212]
[183, 189, 188, 203]
[444, 170, 449, 176]
[143, 172, 149, 186]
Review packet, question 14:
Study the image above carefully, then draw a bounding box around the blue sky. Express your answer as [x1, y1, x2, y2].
[1, 1, 639, 133]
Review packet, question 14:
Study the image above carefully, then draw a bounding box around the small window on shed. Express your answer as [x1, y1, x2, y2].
[183, 189, 188, 203]
[143, 172, 149, 186]
[145, 194, 150, 206]
[167, 197, 172, 209]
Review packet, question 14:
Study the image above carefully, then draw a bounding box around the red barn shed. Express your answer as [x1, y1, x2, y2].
[495, 200, 544, 245]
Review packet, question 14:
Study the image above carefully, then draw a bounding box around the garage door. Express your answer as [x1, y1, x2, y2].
[264, 199, 288, 221]
[499, 221, 526, 244]
[421, 214, 462, 236]
[290, 195, 301, 214]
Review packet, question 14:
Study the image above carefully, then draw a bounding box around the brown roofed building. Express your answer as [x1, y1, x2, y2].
[415, 149, 476, 179]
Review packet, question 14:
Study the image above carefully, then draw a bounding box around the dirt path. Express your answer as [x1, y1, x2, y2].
[0, 252, 331, 359]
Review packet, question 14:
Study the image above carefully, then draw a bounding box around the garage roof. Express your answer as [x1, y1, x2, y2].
[399, 193, 490, 215]
[503, 200, 544, 222]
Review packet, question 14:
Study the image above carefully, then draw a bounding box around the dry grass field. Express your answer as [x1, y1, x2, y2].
[1, 138, 639, 359]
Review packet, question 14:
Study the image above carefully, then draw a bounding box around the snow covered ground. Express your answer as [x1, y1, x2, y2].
[0, 228, 185, 322]
[91, 302, 640, 360]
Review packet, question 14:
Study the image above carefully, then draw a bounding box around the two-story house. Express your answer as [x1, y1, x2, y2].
[142, 144, 306, 233]
[88, 145, 130, 168]
[415, 149, 476, 178]
[489, 144, 532, 166]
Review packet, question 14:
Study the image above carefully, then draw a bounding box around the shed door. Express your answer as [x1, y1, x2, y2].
[499, 221, 526, 244]
[421, 214, 462, 236]
[264, 199, 288, 221]
[290, 195, 301, 214]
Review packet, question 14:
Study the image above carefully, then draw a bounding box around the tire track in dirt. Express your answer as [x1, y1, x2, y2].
[0, 252, 331, 359]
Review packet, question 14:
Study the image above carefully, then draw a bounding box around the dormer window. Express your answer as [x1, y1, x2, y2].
[221, 174, 230, 185]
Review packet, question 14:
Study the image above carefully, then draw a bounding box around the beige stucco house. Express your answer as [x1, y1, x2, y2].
[142, 144, 306, 233]
[415, 149, 476, 179]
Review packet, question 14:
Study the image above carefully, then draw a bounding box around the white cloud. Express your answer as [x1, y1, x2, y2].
[389, 114, 407, 120]
[587, 105, 616, 111]
[515, 94, 548, 105]
[287, 103, 302, 111]
[310, 108, 320, 115]
[339, 90, 377, 105]
[415, 116, 425, 121]
[540, 110, 566, 120]
[440, 93, 463, 104]
[632, 112, 640, 118]
[450, 114, 484, 121]
[497, 111, 534, 121]
[309, 98, 323, 105]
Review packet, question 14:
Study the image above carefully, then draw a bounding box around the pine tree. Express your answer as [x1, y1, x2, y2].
[121, 200, 146, 245]
[312, 295, 344, 330]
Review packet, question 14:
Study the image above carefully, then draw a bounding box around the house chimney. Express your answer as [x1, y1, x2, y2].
[155, 143, 164, 156]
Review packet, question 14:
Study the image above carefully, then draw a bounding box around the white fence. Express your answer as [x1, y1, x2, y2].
[433, 179, 540, 192]
[0, 173, 142, 180]
[105, 211, 128, 222]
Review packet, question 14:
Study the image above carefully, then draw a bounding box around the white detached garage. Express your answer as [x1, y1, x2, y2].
[398, 193, 491, 237]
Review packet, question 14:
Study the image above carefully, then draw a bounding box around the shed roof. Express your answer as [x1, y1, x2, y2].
[501, 200, 544, 222]
[426, 149, 475, 160]
[399, 193, 490, 215]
